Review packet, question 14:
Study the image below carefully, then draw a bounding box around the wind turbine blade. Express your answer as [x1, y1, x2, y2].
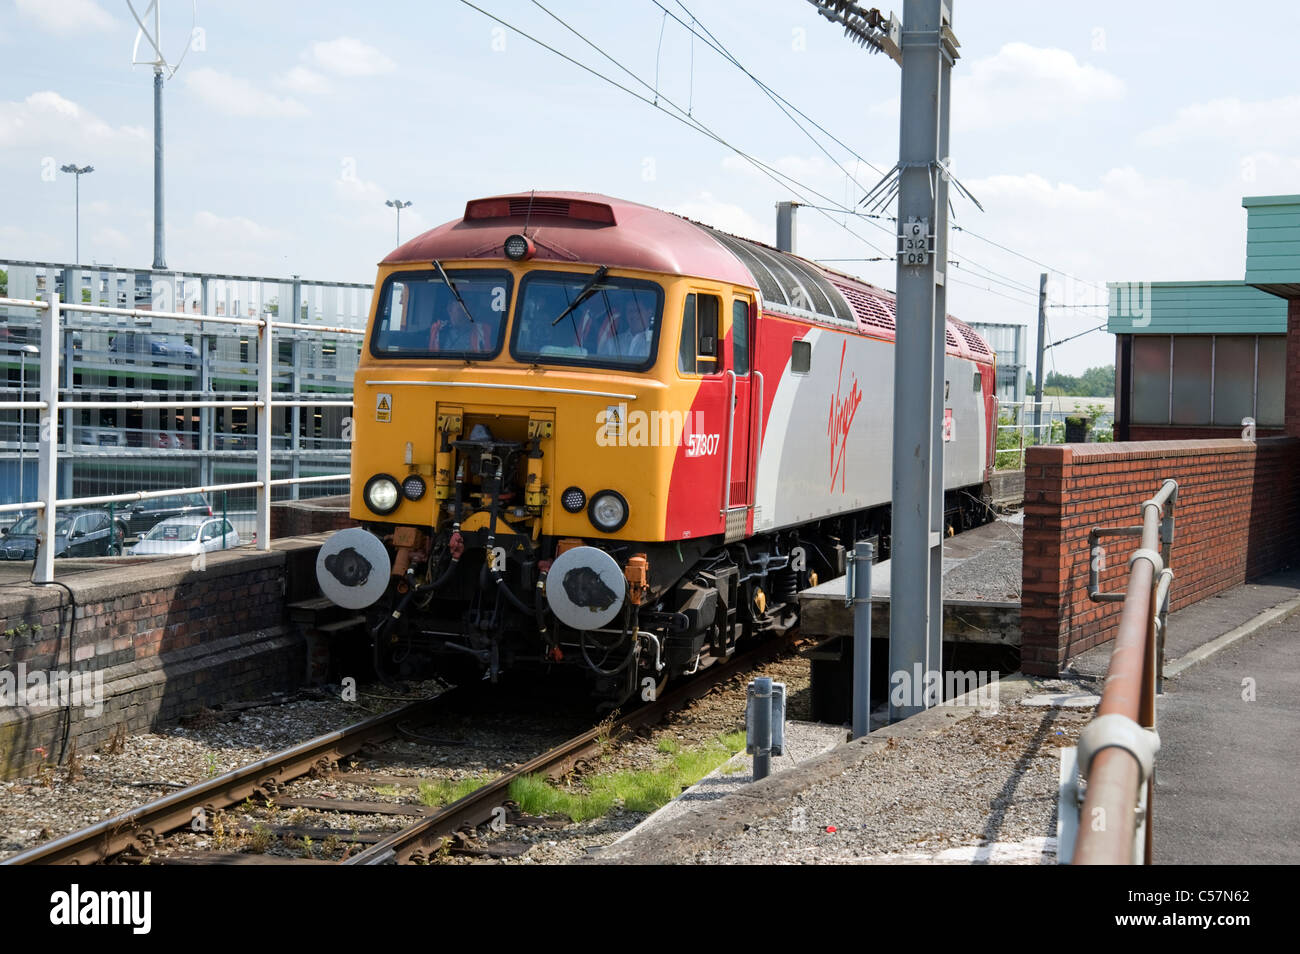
[127, 0, 165, 65]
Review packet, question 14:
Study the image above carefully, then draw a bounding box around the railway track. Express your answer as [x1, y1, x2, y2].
[3, 636, 795, 866]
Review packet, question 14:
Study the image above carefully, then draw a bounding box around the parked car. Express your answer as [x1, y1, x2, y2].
[107, 332, 199, 368]
[154, 432, 191, 449]
[1, 509, 124, 559]
[77, 427, 125, 447]
[130, 516, 240, 556]
[117, 492, 213, 538]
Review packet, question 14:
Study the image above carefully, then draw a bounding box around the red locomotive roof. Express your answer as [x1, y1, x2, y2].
[383, 190, 754, 288]
[385, 191, 992, 363]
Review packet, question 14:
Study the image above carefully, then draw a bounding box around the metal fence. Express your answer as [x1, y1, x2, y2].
[995, 399, 1115, 469]
[0, 261, 367, 581]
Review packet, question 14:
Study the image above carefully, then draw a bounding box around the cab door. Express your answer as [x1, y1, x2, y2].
[726, 296, 754, 515]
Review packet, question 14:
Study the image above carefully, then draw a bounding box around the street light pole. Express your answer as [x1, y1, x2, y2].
[18, 345, 38, 503]
[386, 199, 412, 245]
[60, 164, 95, 264]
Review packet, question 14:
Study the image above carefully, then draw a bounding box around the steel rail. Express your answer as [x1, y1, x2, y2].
[345, 635, 797, 865]
[2, 696, 447, 866]
[1073, 478, 1176, 865]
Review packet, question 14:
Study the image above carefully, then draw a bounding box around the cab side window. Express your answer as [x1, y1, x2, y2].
[678, 293, 720, 375]
[732, 300, 750, 376]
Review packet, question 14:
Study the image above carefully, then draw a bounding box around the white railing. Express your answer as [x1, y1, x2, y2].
[0, 292, 361, 582]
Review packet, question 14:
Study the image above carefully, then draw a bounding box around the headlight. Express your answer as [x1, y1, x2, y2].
[364, 474, 401, 515]
[561, 486, 586, 513]
[402, 475, 427, 501]
[587, 490, 628, 533]
[503, 233, 535, 261]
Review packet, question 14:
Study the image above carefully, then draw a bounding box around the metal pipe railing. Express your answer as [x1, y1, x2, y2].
[0, 293, 353, 580]
[1070, 478, 1176, 865]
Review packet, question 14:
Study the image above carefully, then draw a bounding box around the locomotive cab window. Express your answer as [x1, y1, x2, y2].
[371, 269, 511, 359]
[678, 293, 720, 375]
[732, 300, 750, 376]
[511, 271, 663, 371]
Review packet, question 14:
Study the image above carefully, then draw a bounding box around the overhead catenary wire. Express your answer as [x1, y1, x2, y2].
[653, 1, 1086, 302]
[491, 0, 895, 259]
[468, 1, 1109, 323]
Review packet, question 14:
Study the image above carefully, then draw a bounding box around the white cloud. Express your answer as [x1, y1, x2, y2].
[668, 192, 767, 240]
[309, 37, 396, 77]
[15, 0, 115, 34]
[90, 226, 132, 254]
[277, 66, 332, 96]
[957, 43, 1123, 129]
[183, 68, 309, 119]
[1140, 95, 1300, 149]
[871, 42, 1123, 131]
[0, 91, 147, 150]
[333, 173, 384, 202]
[190, 210, 285, 245]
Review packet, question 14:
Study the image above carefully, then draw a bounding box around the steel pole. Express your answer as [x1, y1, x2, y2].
[852, 540, 874, 738]
[928, 13, 954, 684]
[1034, 272, 1046, 437]
[74, 173, 80, 264]
[256, 310, 272, 549]
[18, 353, 26, 503]
[153, 68, 166, 270]
[752, 676, 772, 780]
[889, 0, 947, 721]
[33, 295, 60, 584]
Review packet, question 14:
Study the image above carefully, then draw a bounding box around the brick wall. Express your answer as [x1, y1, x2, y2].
[1127, 426, 1284, 441]
[1021, 437, 1300, 675]
[0, 539, 326, 779]
[271, 495, 356, 539]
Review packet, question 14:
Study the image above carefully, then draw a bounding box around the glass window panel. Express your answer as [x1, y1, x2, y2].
[1257, 335, 1286, 427]
[732, 300, 750, 376]
[1212, 336, 1255, 427]
[1131, 335, 1171, 424]
[678, 294, 697, 374]
[1171, 336, 1212, 425]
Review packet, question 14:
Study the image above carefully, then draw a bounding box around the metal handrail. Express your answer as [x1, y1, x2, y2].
[1070, 478, 1176, 865]
[0, 293, 353, 580]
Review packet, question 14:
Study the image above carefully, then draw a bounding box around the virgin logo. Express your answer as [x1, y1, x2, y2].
[827, 340, 862, 492]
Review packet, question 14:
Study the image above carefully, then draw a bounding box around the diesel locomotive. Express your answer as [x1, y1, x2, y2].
[316, 191, 998, 703]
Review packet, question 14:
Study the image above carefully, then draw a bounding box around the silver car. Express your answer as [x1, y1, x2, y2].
[130, 516, 240, 556]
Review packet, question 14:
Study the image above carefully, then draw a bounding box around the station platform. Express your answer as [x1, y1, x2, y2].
[588, 569, 1300, 865]
[797, 514, 1022, 722]
[798, 514, 1023, 648]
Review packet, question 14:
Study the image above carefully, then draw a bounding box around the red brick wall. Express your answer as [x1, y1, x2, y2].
[270, 495, 356, 538]
[1021, 437, 1300, 675]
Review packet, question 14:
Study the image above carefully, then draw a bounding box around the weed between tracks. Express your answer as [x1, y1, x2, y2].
[508, 730, 746, 822]
[415, 775, 497, 807]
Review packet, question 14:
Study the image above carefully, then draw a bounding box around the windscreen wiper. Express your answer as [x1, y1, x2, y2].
[549, 266, 610, 327]
[433, 260, 474, 323]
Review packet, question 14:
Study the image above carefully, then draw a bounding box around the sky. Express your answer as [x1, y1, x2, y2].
[3, 0, 1299, 374]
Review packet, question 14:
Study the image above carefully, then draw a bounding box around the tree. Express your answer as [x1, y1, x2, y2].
[0, 268, 7, 297]
[1044, 365, 1114, 397]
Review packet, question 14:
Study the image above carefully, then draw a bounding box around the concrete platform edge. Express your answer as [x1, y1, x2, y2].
[582, 676, 1034, 865]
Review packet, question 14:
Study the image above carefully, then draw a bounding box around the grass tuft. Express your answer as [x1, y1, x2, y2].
[416, 774, 496, 807]
[509, 730, 750, 822]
